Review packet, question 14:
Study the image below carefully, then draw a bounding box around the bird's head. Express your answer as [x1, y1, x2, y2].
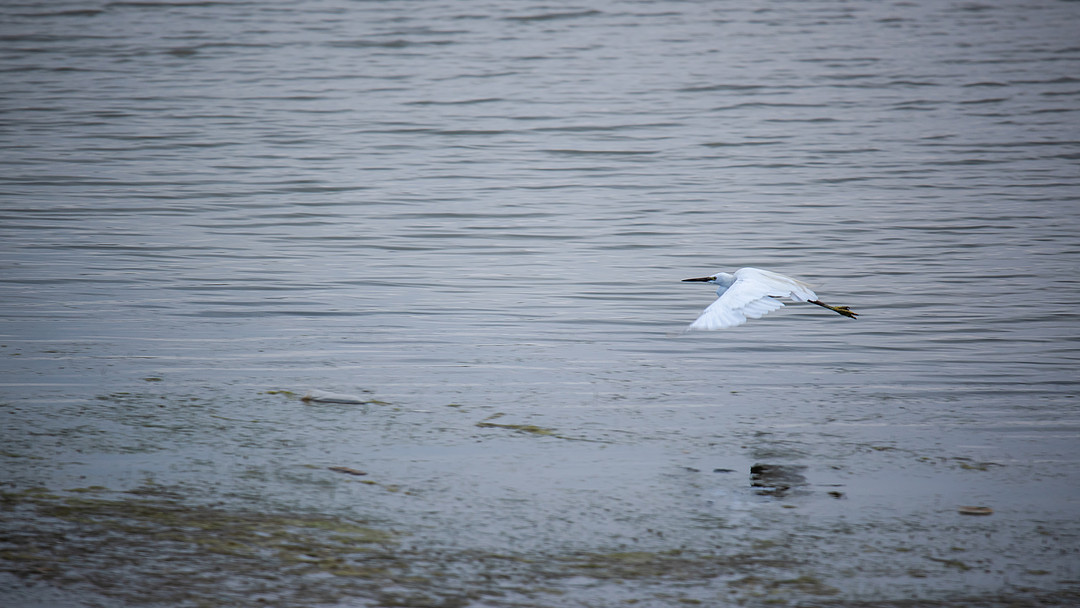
[682, 272, 735, 286]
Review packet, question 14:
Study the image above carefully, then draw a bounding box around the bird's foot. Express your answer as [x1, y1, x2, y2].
[809, 299, 859, 319]
[831, 305, 858, 319]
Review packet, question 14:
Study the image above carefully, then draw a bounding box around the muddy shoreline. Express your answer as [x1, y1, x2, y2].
[4, 382, 1080, 607]
[4, 484, 1078, 608]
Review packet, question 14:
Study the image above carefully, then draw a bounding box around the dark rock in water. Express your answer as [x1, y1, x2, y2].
[750, 463, 807, 482]
[750, 463, 808, 497]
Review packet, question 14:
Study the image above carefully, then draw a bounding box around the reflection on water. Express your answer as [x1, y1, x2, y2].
[2, 0, 1079, 605]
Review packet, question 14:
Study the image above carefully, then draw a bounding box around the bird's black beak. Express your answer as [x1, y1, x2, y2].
[682, 276, 715, 282]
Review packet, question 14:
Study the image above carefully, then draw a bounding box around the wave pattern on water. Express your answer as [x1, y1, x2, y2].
[0, 0, 1077, 404]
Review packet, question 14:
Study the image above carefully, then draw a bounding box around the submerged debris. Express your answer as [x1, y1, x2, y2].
[475, 421, 557, 436]
[475, 413, 557, 438]
[473, 414, 607, 443]
[301, 389, 377, 404]
[750, 463, 808, 498]
[954, 458, 1002, 471]
[328, 466, 368, 476]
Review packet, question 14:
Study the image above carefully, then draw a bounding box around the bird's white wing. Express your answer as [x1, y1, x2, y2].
[686, 268, 818, 331]
[687, 289, 783, 330]
[733, 268, 817, 303]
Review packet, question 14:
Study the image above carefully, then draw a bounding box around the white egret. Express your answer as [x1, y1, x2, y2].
[682, 267, 857, 331]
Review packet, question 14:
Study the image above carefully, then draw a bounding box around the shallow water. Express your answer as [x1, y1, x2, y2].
[2, 0, 1079, 606]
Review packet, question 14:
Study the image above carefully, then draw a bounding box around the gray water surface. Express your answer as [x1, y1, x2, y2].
[2, 1, 1079, 606]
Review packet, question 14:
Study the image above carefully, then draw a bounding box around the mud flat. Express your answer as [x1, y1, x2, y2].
[3, 393, 1079, 608]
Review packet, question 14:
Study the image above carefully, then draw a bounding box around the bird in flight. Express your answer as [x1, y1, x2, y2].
[682, 267, 858, 330]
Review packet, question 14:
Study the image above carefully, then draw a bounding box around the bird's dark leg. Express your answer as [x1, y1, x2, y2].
[808, 299, 858, 319]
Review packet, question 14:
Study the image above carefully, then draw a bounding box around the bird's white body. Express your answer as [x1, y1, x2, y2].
[683, 267, 820, 331]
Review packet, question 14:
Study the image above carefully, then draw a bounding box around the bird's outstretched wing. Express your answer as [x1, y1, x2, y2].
[687, 268, 818, 331]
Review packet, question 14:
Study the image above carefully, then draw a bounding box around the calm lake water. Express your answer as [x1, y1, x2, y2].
[2, 1, 1079, 606]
